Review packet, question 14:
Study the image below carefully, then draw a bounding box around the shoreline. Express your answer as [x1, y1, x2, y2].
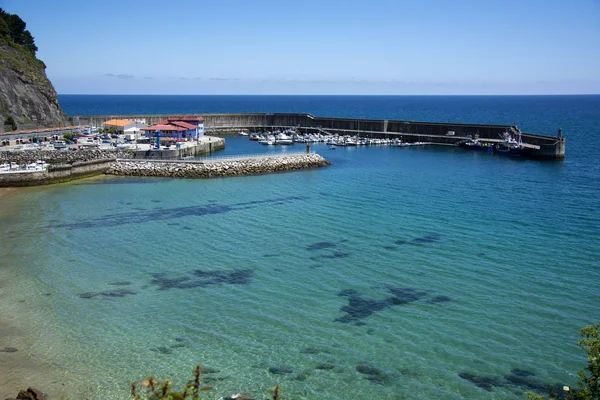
[0, 187, 20, 199]
[0, 186, 77, 400]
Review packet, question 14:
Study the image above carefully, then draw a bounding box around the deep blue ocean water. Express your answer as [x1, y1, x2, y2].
[1, 95, 599, 399]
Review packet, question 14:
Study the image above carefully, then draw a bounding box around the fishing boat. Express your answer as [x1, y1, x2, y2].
[495, 131, 528, 156]
[459, 138, 494, 151]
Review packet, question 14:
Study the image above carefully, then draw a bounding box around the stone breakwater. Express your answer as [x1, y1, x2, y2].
[107, 154, 331, 178]
[0, 149, 134, 164]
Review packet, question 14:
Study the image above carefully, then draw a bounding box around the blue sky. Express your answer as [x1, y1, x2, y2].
[2, 0, 599, 94]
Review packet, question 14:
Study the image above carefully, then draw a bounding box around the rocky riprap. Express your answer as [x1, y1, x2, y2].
[0, 149, 134, 164]
[107, 154, 331, 178]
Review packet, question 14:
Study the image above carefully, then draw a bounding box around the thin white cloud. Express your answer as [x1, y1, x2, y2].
[104, 73, 135, 80]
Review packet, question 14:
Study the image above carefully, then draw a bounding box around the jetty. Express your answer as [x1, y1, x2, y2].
[0, 150, 330, 186]
[107, 153, 330, 179]
[68, 113, 566, 159]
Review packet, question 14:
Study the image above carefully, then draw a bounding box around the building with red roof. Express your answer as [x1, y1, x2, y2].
[142, 116, 205, 142]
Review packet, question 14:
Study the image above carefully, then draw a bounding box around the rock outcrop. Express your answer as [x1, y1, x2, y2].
[0, 38, 68, 130]
[4, 387, 46, 400]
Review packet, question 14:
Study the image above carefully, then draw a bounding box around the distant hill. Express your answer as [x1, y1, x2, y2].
[0, 8, 68, 131]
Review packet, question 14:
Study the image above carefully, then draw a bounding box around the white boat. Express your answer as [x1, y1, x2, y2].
[259, 135, 276, 145]
[275, 133, 293, 145]
[238, 131, 249, 136]
[1, 160, 47, 173]
[344, 137, 358, 146]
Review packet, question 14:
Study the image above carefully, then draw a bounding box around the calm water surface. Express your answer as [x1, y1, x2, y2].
[1, 95, 599, 399]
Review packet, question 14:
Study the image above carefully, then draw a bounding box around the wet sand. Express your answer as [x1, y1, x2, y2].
[0, 304, 73, 399]
[0, 322, 61, 399]
[0, 186, 72, 399]
[0, 187, 20, 199]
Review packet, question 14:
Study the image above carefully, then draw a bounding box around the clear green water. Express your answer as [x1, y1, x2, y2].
[1, 137, 599, 399]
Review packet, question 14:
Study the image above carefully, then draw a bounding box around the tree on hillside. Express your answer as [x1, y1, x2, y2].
[0, 15, 9, 37]
[0, 8, 38, 55]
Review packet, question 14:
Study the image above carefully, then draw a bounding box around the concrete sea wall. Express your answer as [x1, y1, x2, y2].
[107, 154, 331, 178]
[0, 159, 114, 187]
[71, 113, 565, 159]
[131, 138, 224, 159]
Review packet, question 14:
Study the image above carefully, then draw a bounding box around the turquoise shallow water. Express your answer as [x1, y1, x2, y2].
[1, 95, 600, 399]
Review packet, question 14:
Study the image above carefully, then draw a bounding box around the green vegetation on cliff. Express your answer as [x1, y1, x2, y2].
[0, 8, 37, 55]
[0, 34, 46, 76]
[0, 7, 67, 130]
[0, 8, 45, 81]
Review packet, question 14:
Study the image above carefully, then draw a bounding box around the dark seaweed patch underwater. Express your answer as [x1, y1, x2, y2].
[355, 362, 398, 385]
[336, 287, 447, 323]
[459, 368, 567, 398]
[80, 269, 253, 299]
[150, 269, 253, 290]
[306, 241, 336, 251]
[79, 289, 137, 299]
[410, 234, 441, 244]
[52, 196, 308, 229]
[310, 252, 351, 261]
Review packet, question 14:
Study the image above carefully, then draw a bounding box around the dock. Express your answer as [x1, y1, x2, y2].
[82, 113, 565, 159]
[1, 113, 565, 159]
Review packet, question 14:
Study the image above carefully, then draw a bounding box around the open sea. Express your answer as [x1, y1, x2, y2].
[1, 95, 599, 400]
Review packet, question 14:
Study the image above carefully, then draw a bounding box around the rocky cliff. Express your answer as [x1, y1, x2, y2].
[0, 37, 68, 130]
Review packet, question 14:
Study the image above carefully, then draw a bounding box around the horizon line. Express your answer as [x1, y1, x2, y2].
[57, 93, 600, 96]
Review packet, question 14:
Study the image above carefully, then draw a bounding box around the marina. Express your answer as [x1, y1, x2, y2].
[2, 113, 565, 160]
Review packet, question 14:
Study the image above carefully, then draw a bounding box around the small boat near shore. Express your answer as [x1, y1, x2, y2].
[0, 160, 47, 173]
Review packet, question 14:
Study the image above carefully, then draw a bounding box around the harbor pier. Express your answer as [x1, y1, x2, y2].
[72, 113, 565, 159]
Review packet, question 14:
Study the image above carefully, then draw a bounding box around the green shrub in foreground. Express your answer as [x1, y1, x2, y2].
[527, 323, 600, 400]
[131, 365, 281, 400]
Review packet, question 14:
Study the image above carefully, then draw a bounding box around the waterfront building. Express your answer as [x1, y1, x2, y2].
[103, 119, 148, 135]
[142, 116, 205, 141]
